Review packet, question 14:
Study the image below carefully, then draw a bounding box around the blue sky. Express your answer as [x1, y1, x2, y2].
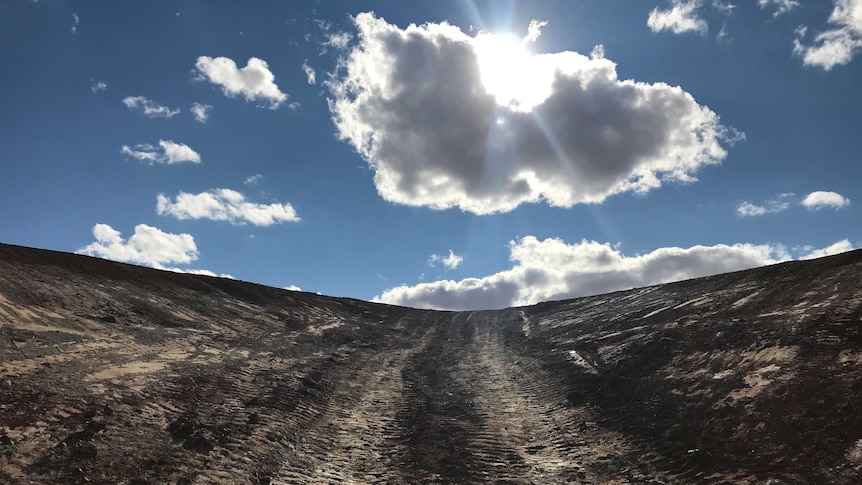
[1, 0, 859, 310]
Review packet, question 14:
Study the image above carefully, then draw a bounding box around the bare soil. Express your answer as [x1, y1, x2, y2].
[0, 243, 860, 484]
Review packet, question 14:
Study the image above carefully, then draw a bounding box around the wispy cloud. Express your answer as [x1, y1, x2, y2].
[120, 140, 201, 164]
[123, 96, 181, 119]
[736, 193, 793, 217]
[758, 0, 800, 17]
[302, 60, 316, 85]
[90, 79, 107, 93]
[190, 102, 212, 123]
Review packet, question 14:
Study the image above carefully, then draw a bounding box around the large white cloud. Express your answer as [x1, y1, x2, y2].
[801, 190, 850, 209]
[794, 0, 862, 70]
[122, 96, 181, 119]
[375, 236, 854, 311]
[647, 1, 708, 35]
[157, 189, 300, 226]
[77, 223, 198, 267]
[194, 56, 288, 109]
[328, 13, 738, 215]
[120, 140, 201, 164]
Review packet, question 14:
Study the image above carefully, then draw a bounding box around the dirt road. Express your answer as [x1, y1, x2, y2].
[1, 243, 861, 483]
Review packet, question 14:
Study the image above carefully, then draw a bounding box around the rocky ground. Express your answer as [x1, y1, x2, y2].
[0, 242, 860, 484]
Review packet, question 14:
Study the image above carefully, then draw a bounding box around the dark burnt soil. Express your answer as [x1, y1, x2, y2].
[0, 242, 861, 484]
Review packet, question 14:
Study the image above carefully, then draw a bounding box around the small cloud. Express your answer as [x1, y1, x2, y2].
[90, 79, 107, 93]
[647, 0, 708, 36]
[736, 193, 793, 217]
[194, 56, 288, 109]
[157, 188, 300, 226]
[123, 96, 181, 119]
[799, 239, 855, 260]
[245, 174, 263, 185]
[71, 13, 79, 33]
[302, 60, 316, 85]
[801, 190, 850, 210]
[190, 102, 212, 123]
[712, 0, 735, 16]
[283, 285, 302, 291]
[793, 0, 862, 70]
[78, 223, 197, 267]
[77, 223, 230, 276]
[323, 31, 352, 50]
[523, 20, 548, 43]
[428, 250, 464, 270]
[758, 0, 800, 17]
[120, 140, 201, 164]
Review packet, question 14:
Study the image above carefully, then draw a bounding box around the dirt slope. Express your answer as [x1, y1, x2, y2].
[0, 242, 860, 484]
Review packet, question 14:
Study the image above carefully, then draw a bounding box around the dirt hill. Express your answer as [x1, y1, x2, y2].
[0, 242, 860, 484]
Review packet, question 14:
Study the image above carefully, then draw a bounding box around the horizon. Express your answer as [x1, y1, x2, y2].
[1, 0, 859, 311]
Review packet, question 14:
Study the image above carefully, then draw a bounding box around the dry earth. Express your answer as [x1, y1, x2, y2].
[0, 242, 861, 484]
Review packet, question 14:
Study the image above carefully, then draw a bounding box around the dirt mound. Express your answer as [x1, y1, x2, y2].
[1, 242, 860, 483]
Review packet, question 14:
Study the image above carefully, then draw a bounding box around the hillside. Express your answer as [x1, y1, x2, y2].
[0, 242, 861, 484]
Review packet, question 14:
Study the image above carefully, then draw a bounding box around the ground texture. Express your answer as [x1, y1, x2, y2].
[1, 243, 861, 484]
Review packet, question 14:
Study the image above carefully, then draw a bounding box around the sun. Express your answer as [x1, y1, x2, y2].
[472, 33, 552, 112]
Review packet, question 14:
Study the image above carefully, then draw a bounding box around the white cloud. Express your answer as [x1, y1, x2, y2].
[324, 32, 353, 50]
[77, 223, 198, 267]
[77, 224, 231, 277]
[428, 250, 463, 270]
[302, 60, 316, 85]
[800, 239, 855, 259]
[794, 0, 862, 70]
[647, 0, 708, 35]
[712, 0, 736, 16]
[801, 190, 850, 209]
[122, 96, 181, 119]
[194, 56, 288, 109]
[120, 140, 201, 164]
[758, 0, 800, 16]
[90, 79, 107, 93]
[164, 267, 235, 279]
[376, 236, 790, 310]
[736, 193, 793, 217]
[156, 188, 300, 226]
[523, 19, 548, 43]
[190, 102, 212, 123]
[245, 174, 263, 185]
[328, 13, 738, 215]
[283, 285, 302, 291]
